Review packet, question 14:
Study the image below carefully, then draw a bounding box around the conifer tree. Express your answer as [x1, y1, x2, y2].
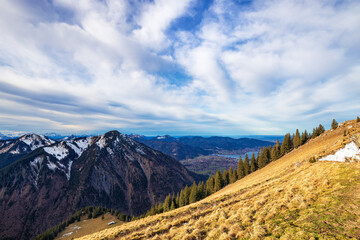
[267, 145, 272, 161]
[170, 199, 176, 210]
[311, 127, 317, 138]
[331, 119, 338, 130]
[179, 189, 186, 207]
[214, 171, 224, 192]
[318, 124, 325, 135]
[250, 152, 257, 172]
[301, 130, 308, 145]
[281, 133, 293, 155]
[293, 129, 301, 148]
[163, 194, 172, 212]
[175, 193, 180, 207]
[244, 154, 250, 175]
[357, 116, 360, 122]
[258, 147, 268, 168]
[223, 169, 229, 186]
[205, 176, 215, 196]
[228, 166, 234, 183]
[271, 140, 281, 160]
[230, 168, 238, 183]
[237, 156, 245, 179]
[197, 181, 205, 199]
[189, 182, 198, 204]
[184, 185, 191, 205]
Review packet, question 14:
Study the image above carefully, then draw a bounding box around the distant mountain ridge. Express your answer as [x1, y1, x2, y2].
[131, 135, 274, 160]
[0, 131, 196, 240]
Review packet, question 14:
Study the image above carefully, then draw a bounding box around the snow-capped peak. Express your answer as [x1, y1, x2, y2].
[20, 134, 55, 151]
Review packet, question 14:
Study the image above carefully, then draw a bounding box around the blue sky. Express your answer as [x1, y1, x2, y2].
[0, 0, 360, 136]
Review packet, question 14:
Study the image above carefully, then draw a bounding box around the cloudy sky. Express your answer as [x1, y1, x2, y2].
[0, 0, 360, 136]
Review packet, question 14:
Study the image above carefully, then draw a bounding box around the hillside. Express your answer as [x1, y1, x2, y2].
[74, 119, 360, 239]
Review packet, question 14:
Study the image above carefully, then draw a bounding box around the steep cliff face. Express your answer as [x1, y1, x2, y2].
[0, 131, 195, 240]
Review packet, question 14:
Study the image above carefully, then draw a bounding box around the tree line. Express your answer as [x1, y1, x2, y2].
[34, 206, 131, 240]
[138, 122, 329, 219]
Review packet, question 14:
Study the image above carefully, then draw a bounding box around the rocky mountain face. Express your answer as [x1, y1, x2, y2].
[0, 131, 195, 240]
[132, 135, 274, 160]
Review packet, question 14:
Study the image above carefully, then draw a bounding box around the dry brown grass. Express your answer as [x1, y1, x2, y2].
[54, 213, 121, 240]
[75, 119, 360, 240]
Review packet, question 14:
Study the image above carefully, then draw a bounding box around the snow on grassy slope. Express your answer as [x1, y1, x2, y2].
[319, 142, 360, 162]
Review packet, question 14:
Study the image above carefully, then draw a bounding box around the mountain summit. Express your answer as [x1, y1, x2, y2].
[0, 131, 196, 240]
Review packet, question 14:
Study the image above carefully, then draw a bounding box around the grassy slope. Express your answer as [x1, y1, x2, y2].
[75, 120, 360, 240]
[54, 213, 122, 240]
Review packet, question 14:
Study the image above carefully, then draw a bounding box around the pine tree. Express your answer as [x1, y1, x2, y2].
[250, 152, 257, 172]
[223, 169, 229, 186]
[205, 176, 215, 196]
[184, 185, 191, 205]
[357, 116, 360, 122]
[228, 166, 234, 183]
[331, 119, 338, 130]
[244, 154, 250, 175]
[258, 147, 268, 168]
[237, 156, 245, 179]
[230, 168, 238, 183]
[170, 200, 176, 210]
[175, 193, 180, 207]
[318, 124, 325, 135]
[197, 181, 205, 199]
[189, 182, 198, 204]
[300, 130, 308, 145]
[271, 140, 281, 160]
[293, 129, 301, 148]
[214, 171, 224, 192]
[179, 189, 186, 207]
[163, 194, 172, 212]
[311, 127, 317, 138]
[281, 133, 293, 155]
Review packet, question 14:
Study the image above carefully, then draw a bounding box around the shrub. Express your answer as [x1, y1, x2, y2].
[309, 157, 316, 163]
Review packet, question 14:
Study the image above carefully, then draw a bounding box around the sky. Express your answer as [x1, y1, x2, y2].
[0, 0, 360, 136]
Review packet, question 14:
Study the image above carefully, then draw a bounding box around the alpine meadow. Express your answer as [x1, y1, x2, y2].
[1, 0, 360, 240]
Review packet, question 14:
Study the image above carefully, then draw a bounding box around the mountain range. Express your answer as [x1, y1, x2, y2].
[131, 135, 274, 160]
[0, 131, 198, 240]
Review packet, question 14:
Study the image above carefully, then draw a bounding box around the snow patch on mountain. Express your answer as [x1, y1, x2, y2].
[47, 161, 58, 171]
[66, 137, 91, 157]
[136, 146, 145, 155]
[0, 142, 15, 154]
[30, 156, 44, 169]
[96, 135, 106, 149]
[107, 147, 114, 155]
[319, 142, 360, 162]
[30, 156, 44, 186]
[44, 143, 69, 160]
[66, 161, 73, 180]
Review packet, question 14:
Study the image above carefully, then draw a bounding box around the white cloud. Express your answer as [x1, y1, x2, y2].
[1, 0, 360, 135]
[133, 0, 194, 50]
